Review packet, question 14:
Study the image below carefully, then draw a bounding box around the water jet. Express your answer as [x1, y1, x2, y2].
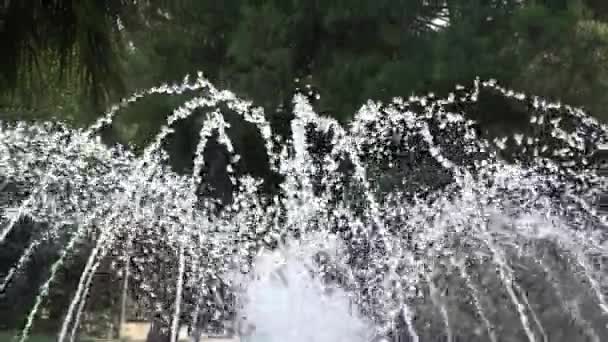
[1, 75, 607, 341]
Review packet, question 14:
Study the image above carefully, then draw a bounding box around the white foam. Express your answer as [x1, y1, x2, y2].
[236, 240, 374, 342]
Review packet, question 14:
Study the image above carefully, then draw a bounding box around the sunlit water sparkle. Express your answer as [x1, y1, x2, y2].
[1, 74, 608, 341]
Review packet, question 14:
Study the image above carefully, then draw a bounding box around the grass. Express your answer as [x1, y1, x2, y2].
[0, 331, 112, 342]
[0, 331, 55, 342]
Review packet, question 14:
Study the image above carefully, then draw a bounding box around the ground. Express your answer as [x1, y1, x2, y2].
[0, 332, 104, 342]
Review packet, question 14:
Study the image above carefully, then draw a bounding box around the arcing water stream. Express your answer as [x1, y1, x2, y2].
[1, 74, 608, 341]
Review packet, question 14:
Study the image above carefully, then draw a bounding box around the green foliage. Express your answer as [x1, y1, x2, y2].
[0, 0, 134, 105]
[506, 3, 608, 118]
[5, 0, 608, 127]
[220, 0, 450, 120]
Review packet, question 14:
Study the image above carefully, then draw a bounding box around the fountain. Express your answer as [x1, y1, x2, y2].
[1, 73, 608, 342]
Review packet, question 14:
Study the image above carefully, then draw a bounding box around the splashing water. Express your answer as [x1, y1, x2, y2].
[1, 74, 608, 342]
[233, 235, 374, 342]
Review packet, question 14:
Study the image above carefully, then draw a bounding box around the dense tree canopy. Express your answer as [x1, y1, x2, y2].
[2, 0, 608, 126]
